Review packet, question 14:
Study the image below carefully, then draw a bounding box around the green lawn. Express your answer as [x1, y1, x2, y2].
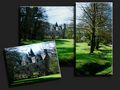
[56, 39, 74, 65]
[21, 39, 74, 66]
[11, 74, 61, 86]
[76, 42, 112, 76]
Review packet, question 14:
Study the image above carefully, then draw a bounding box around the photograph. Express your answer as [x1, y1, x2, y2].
[75, 2, 113, 76]
[19, 6, 74, 66]
[4, 41, 61, 86]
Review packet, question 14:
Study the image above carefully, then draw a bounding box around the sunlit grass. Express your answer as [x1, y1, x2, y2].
[96, 66, 112, 75]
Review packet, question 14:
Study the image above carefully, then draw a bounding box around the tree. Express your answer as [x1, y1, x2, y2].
[5, 50, 22, 81]
[95, 3, 112, 50]
[19, 6, 48, 41]
[65, 23, 74, 39]
[77, 2, 112, 53]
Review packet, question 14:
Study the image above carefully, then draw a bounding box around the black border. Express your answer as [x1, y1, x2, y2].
[1, 0, 120, 90]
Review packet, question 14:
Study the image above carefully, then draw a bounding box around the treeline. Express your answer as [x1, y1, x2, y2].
[76, 2, 112, 53]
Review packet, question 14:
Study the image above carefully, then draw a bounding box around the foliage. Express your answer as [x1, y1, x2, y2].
[65, 23, 74, 39]
[19, 6, 48, 40]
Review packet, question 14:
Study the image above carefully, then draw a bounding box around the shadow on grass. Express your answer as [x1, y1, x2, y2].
[75, 42, 112, 76]
[59, 59, 74, 67]
[57, 47, 74, 66]
[21, 39, 71, 45]
[76, 53, 101, 61]
[99, 49, 112, 53]
[20, 39, 50, 45]
[99, 49, 112, 61]
[57, 47, 73, 54]
[76, 52, 112, 61]
[55, 39, 70, 43]
[75, 62, 111, 76]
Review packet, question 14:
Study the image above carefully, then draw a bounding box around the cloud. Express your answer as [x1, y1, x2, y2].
[43, 6, 73, 25]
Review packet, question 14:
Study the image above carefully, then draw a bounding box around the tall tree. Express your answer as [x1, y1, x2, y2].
[77, 2, 112, 53]
[95, 3, 112, 49]
[19, 6, 48, 41]
[80, 3, 97, 53]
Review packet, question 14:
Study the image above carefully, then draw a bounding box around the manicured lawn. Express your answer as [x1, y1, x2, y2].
[11, 74, 61, 86]
[21, 39, 74, 66]
[76, 42, 112, 76]
[55, 39, 74, 65]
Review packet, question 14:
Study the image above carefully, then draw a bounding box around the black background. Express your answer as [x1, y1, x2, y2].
[0, 0, 120, 90]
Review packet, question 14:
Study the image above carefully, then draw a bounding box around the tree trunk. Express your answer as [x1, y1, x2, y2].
[90, 3, 96, 54]
[96, 37, 100, 50]
[62, 29, 65, 39]
[90, 27, 96, 53]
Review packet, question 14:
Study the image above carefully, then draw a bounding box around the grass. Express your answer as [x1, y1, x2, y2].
[55, 39, 74, 65]
[11, 74, 61, 86]
[21, 39, 74, 66]
[76, 42, 112, 76]
[96, 66, 112, 75]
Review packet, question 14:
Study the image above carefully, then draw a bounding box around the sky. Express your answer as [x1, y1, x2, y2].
[5, 41, 56, 55]
[43, 6, 73, 25]
[76, 2, 86, 24]
[76, 2, 113, 24]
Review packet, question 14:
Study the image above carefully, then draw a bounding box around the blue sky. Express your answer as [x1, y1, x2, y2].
[43, 6, 73, 25]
